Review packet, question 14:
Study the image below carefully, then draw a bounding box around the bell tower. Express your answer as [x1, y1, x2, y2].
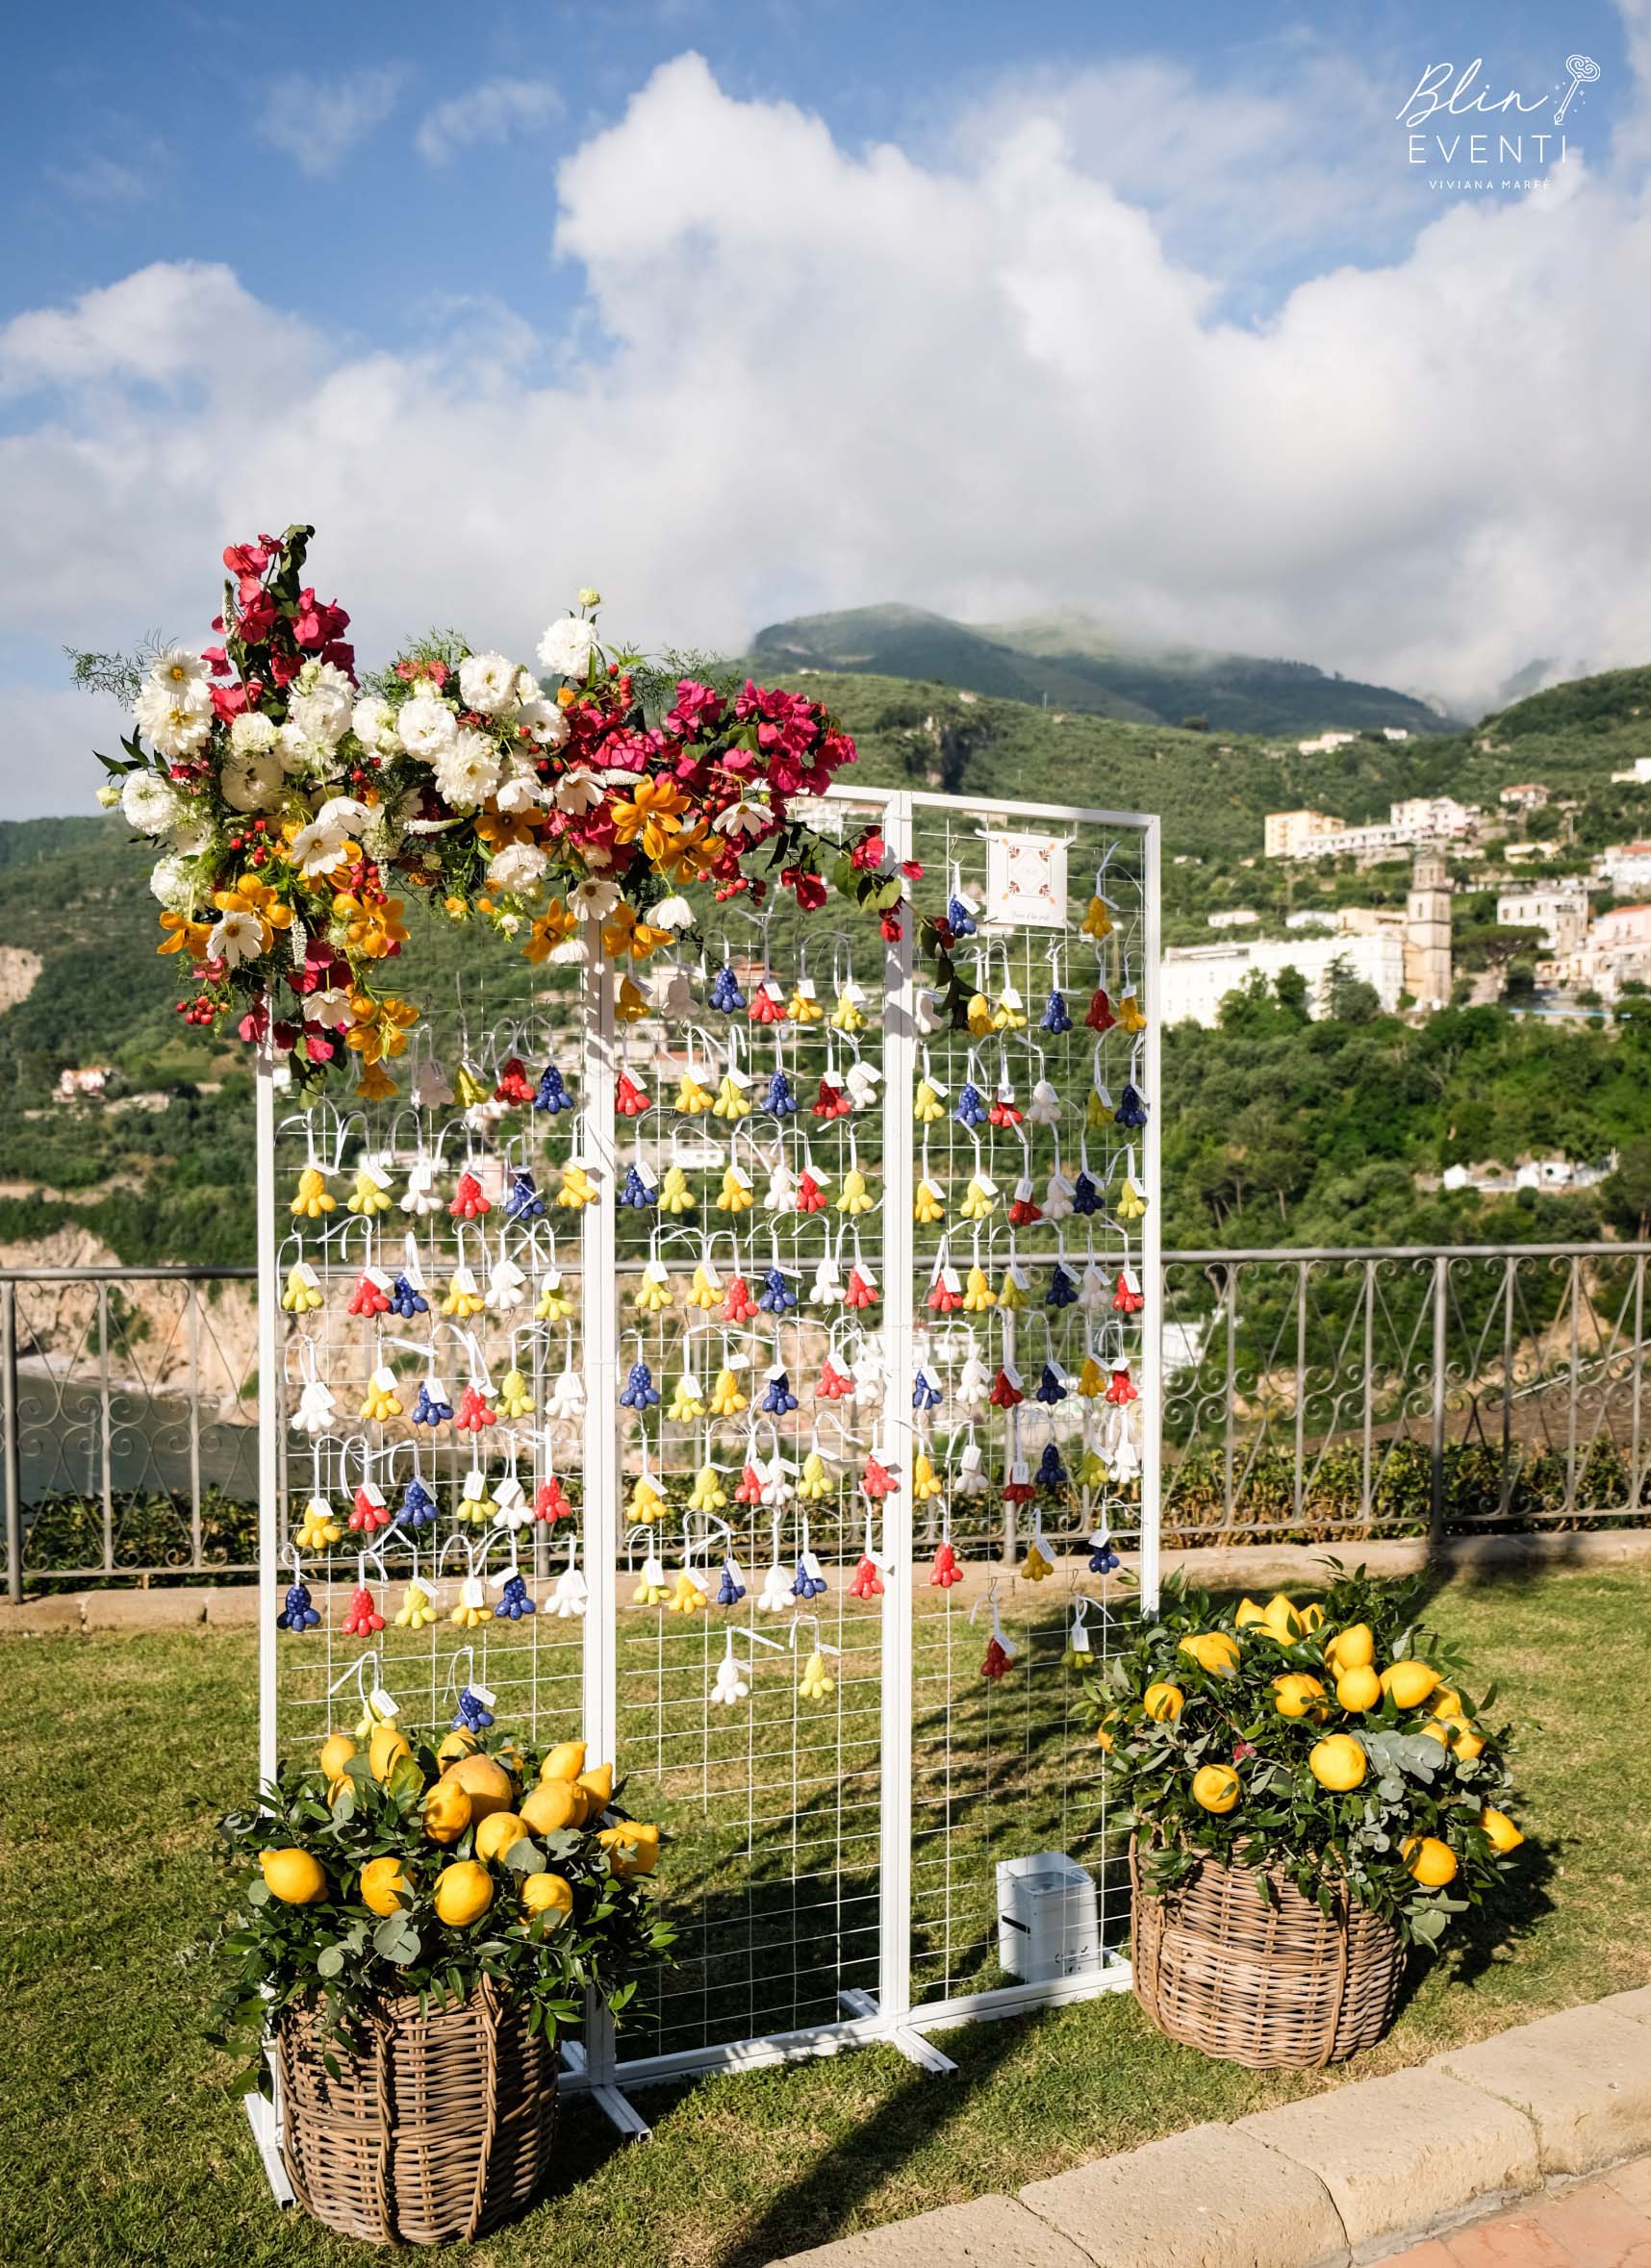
[1405, 848, 1452, 1009]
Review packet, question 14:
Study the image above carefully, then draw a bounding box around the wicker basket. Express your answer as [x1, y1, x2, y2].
[1130, 1838, 1407, 2069]
[274, 1980, 557, 2245]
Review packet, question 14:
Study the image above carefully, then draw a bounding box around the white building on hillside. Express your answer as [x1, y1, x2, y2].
[1296, 731, 1359, 755]
[1611, 756, 1651, 785]
[1496, 879, 1589, 954]
[1599, 843, 1651, 895]
[1265, 797, 1481, 864]
[1206, 909, 1259, 929]
[1160, 930, 1404, 1026]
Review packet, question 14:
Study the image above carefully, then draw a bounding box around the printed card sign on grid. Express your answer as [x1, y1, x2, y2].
[983, 830, 1068, 928]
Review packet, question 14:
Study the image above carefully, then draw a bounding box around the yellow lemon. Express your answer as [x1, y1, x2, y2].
[433, 1859, 495, 1927]
[1142, 1681, 1184, 1722]
[521, 1778, 581, 1835]
[1381, 1661, 1438, 1710]
[1309, 1734, 1367, 1791]
[521, 1871, 574, 1923]
[423, 1777, 473, 1846]
[1431, 1687, 1464, 1721]
[1324, 1623, 1374, 1674]
[1403, 1835, 1458, 1887]
[368, 1722, 413, 1782]
[444, 1753, 514, 1822]
[1191, 1764, 1240, 1813]
[474, 1811, 529, 1862]
[1272, 1673, 1328, 1720]
[495, 1743, 527, 1781]
[1437, 1715, 1485, 1760]
[318, 1733, 357, 1780]
[1260, 1594, 1303, 1640]
[1178, 1632, 1240, 1678]
[1096, 1712, 1119, 1752]
[437, 1727, 480, 1768]
[540, 1740, 588, 1784]
[576, 1761, 614, 1814]
[1480, 1807, 1523, 1853]
[1298, 1602, 1325, 1632]
[359, 1855, 412, 1916]
[1233, 1598, 1269, 1629]
[260, 1849, 328, 1904]
[1335, 1666, 1382, 1712]
[597, 1821, 660, 1876]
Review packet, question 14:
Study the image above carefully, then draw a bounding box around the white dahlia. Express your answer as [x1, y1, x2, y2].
[120, 771, 183, 835]
[397, 692, 459, 759]
[229, 711, 277, 757]
[457, 651, 521, 717]
[149, 853, 200, 910]
[287, 663, 354, 749]
[351, 695, 397, 753]
[487, 841, 549, 895]
[536, 616, 596, 680]
[431, 727, 502, 811]
[219, 746, 284, 814]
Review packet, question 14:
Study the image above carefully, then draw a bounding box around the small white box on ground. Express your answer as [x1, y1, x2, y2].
[997, 1852, 1100, 1981]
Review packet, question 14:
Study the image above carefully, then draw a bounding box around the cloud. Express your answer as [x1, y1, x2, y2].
[416, 77, 560, 166]
[259, 66, 407, 178]
[6, 42, 1651, 826]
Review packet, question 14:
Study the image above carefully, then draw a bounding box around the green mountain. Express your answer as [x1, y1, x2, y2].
[1, 658, 1647, 1266]
[749, 602, 1458, 738]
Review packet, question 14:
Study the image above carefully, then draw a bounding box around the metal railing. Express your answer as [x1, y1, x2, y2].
[5, 1244, 1648, 1594]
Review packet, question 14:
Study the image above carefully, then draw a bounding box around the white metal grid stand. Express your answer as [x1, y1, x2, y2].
[254, 787, 1158, 2146]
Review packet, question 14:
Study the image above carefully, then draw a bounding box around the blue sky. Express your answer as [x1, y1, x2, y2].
[3, 0, 1648, 813]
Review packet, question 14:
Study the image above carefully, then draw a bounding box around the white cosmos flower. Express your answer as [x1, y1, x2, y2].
[150, 646, 211, 691]
[207, 909, 265, 968]
[149, 854, 199, 909]
[569, 874, 621, 921]
[536, 616, 596, 679]
[516, 693, 569, 745]
[721, 795, 772, 840]
[495, 760, 551, 816]
[553, 766, 602, 814]
[431, 727, 502, 811]
[219, 746, 284, 814]
[487, 841, 549, 895]
[289, 796, 371, 877]
[132, 676, 213, 759]
[307, 987, 355, 1032]
[457, 651, 520, 717]
[287, 667, 354, 749]
[351, 695, 397, 753]
[229, 711, 277, 757]
[121, 771, 183, 835]
[651, 894, 695, 930]
[397, 692, 459, 758]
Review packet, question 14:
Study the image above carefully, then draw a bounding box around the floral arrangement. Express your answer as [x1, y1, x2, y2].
[99, 524, 927, 1096]
[1090, 1570, 1525, 1946]
[213, 1719, 671, 2086]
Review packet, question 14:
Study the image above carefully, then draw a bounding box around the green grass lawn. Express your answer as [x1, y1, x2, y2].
[4, 1565, 1648, 2268]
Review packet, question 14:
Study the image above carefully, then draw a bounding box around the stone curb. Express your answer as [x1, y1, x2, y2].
[7, 1526, 1648, 1636]
[776, 1992, 1651, 2268]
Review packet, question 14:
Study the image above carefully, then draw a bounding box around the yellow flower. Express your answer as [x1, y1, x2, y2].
[523, 898, 577, 964]
[609, 777, 690, 862]
[157, 911, 211, 958]
[355, 1061, 397, 1101]
[654, 824, 718, 885]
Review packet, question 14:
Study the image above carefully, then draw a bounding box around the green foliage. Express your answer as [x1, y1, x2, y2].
[213, 1728, 673, 2092]
[1090, 1572, 1521, 1947]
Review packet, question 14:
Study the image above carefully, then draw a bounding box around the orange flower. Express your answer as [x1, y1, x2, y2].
[356, 1061, 397, 1101]
[229, 876, 293, 931]
[333, 893, 409, 959]
[609, 776, 690, 862]
[523, 898, 578, 965]
[477, 809, 534, 851]
[157, 911, 211, 958]
[655, 824, 719, 885]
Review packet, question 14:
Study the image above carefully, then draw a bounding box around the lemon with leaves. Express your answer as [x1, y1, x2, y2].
[521, 1778, 581, 1834]
[1308, 1734, 1366, 1791]
[474, 1811, 529, 1862]
[368, 1722, 412, 1782]
[1403, 1836, 1458, 1887]
[423, 1777, 472, 1846]
[1335, 1666, 1382, 1712]
[540, 1740, 587, 1784]
[1272, 1673, 1327, 1720]
[1324, 1623, 1374, 1676]
[318, 1733, 357, 1780]
[1381, 1661, 1438, 1710]
[598, 1821, 661, 1876]
[359, 1856, 412, 1915]
[1142, 1681, 1184, 1722]
[1480, 1807, 1523, 1853]
[521, 1872, 575, 1923]
[434, 1859, 495, 1927]
[260, 1849, 327, 1904]
[1177, 1632, 1240, 1678]
[1191, 1765, 1240, 1813]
